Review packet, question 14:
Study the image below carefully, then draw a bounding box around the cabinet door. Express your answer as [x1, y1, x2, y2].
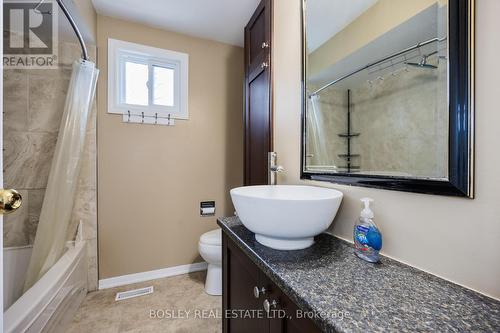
[245, 0, 271, 73]
[258, 273, 284, 332]
[278, 292, 321, 333]
[260, 274, 321, 333]
[245, 66, 271, 185]
[223, 235, 269, 333]
[244, 0, 273, 186]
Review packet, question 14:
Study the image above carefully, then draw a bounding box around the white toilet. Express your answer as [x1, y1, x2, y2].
[198, 229, 222, 295]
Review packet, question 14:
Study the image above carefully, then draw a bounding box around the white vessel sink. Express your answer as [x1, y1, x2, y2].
[230, 185, 343, 250]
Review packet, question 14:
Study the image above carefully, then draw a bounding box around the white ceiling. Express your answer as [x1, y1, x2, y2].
[91, 0, 260, 46]
[306, 0, 378, 52]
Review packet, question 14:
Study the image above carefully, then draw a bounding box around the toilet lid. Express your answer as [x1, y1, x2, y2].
[200, 229, 222, 246]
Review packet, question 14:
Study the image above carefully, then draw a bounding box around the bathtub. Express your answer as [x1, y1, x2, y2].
[3, 245, 32, 310]
[4, 242, 87, 333]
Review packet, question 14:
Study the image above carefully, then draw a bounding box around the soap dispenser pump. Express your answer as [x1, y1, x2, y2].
[353, 198, 382, 263]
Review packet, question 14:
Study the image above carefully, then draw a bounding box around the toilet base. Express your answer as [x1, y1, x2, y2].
[204, 263, 222, 296]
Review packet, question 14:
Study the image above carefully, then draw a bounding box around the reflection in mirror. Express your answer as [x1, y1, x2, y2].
[305, 0, 449, 179]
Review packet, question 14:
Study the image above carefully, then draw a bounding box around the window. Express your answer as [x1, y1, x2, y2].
[108, 39, 189, 119]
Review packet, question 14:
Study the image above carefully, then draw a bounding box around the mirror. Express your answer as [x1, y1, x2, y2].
[301, 0, 474, 197]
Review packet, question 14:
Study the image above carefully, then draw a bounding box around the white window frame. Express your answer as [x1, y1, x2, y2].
[108, 38, 189, 119]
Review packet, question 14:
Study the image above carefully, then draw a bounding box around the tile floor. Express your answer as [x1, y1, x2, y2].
[67, 271, 222, 333]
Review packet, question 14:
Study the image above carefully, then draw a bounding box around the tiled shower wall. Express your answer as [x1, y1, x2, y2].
[350, 59, 448, 178]
[308, 56, 447, 178]
[3, 43, 98, 291]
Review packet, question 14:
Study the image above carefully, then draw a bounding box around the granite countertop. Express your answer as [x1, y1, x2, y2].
[218, 216, 500, 333]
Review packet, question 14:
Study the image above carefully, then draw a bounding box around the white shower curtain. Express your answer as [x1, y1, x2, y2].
[308, 95, 330, 166]
[24, 60, 99, 291]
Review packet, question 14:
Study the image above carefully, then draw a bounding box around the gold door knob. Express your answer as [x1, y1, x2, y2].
[0, 189, 23, 215]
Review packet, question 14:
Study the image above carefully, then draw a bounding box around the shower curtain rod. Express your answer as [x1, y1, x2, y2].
[35, 0, 89, 61]
[56, 0, 89, 60]
[309, 37, 446, 97]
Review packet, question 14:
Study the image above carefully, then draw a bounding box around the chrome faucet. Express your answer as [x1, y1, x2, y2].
[268, 152, 285, 185]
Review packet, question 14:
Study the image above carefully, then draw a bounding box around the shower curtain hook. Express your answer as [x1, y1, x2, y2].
[390, 59, 397, 76]
[402, 54, 410, 72]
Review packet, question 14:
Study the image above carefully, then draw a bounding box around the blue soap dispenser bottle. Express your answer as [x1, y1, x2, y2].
[353, 198, 382, 263]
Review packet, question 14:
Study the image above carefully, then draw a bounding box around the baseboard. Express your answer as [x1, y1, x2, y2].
[98, 262, 208, 290]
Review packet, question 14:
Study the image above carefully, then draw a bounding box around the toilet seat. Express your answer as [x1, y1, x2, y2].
[200, 229, 221, 246]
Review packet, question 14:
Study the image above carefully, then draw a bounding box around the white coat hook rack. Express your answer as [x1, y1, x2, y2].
[123, 110, 175, 126]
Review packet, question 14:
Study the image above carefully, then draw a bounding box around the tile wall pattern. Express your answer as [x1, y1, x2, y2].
[351, 57, 448, 178]
[306, 55, 448, 178]
[3, 43, 98, 291]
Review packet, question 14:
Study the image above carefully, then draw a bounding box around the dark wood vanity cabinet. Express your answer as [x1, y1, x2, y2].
[222, 234, 321, 333]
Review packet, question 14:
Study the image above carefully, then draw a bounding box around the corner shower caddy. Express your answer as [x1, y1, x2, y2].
[337, 89, 360, 172]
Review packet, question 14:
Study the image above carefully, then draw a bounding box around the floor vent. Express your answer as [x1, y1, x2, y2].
[115, 286, 154, 301]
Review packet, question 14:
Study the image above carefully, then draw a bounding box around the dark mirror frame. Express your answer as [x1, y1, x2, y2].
[300, 0, 475, 198]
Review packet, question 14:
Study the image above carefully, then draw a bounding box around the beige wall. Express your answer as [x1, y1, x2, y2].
[309, 0, 437, 77]
[274, 0, 500, 299]
[72, 0, 97, 43]
[97, 16, 244, 279]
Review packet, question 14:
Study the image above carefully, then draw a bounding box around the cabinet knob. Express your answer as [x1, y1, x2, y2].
[261, 62, 269, 69]
[263, 299, 278, 314]
[253, 286, 266, 298]
[261, 41, 270, 49]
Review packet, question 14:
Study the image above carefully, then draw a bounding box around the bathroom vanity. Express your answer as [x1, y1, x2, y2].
[219, 217, 500, 333]
[222, 226, 321, 332]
